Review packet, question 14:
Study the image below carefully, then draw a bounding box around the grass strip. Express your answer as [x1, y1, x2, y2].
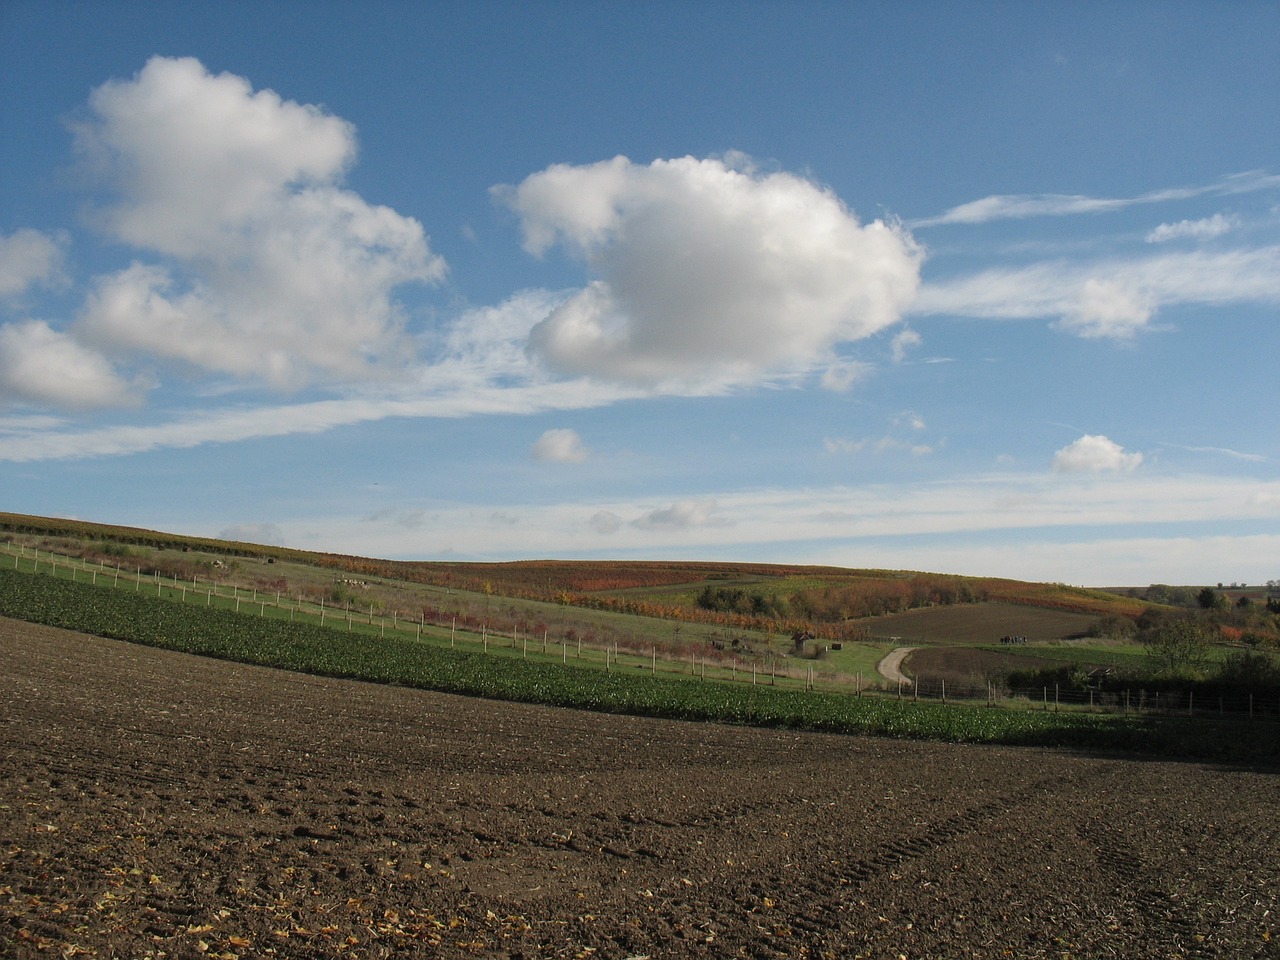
[2, 566, 1275, 765]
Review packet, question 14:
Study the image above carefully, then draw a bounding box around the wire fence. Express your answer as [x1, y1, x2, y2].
[5, 541, 1278, 723]
[904, 674, 1280, 720]
[0, 544, 828, 692]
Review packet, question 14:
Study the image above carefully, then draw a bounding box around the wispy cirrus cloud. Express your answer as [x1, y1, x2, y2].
[912, 245, 1280, 338]
[911, 170, 1280, 227]
[890, 328, 922, 363]
[1158, 441, 1267, 463]
[0, 374, 645, 463]
[826, 411, 932, 457]
[1146, 213, 1238, 243]
[801, 533, 1280, 588]
[911, 192, 1132, 228]
[297, 473, 1280, 581]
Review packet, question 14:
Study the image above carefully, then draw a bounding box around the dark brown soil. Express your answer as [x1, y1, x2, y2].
[3, 617, 1278, 959]
[905, 647, 1058, 686]
[861, 603, 1099, 645]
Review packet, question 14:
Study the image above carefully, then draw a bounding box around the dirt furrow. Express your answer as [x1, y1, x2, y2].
[3, 617, 1278, 959]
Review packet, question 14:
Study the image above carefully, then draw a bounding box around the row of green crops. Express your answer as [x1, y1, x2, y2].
[2, 565, 1276, 765]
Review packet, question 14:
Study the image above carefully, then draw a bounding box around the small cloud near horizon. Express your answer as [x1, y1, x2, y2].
[532, 428, 589, 463]
[632, 499, 725, 530]
[1052, 435, 1143, 474]
[589, 510, 622, 534]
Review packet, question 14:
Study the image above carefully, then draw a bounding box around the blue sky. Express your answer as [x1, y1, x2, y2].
[1, 1, 1277, 585]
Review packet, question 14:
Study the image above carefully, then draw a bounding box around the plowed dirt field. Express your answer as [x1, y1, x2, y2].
[3, 617, 1278, 959]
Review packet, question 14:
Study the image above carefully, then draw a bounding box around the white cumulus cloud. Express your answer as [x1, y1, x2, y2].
[532, 427, 589, 463]
[498, 155, 922, 386]
[71, 56, 445, 390]
[0, 320, 140, 410]
[1052, 435, 1143, 474]
[0, 229, 68, 299]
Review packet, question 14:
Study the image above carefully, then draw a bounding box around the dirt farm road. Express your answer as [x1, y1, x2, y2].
[3, 617, 1279, 959]
[875, 645, 918, 687]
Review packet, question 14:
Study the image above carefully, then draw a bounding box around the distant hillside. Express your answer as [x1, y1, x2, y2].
[0, 511, 1146, 636]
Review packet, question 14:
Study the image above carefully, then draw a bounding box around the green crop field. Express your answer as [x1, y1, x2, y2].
[3, 512, 1276, 761]
[2, 559, 1277, 766]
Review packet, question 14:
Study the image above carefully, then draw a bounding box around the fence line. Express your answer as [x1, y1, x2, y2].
[907, 674, 1279, 720]
[4, 542, 1277, 722]
[1, 545, 815, 691]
